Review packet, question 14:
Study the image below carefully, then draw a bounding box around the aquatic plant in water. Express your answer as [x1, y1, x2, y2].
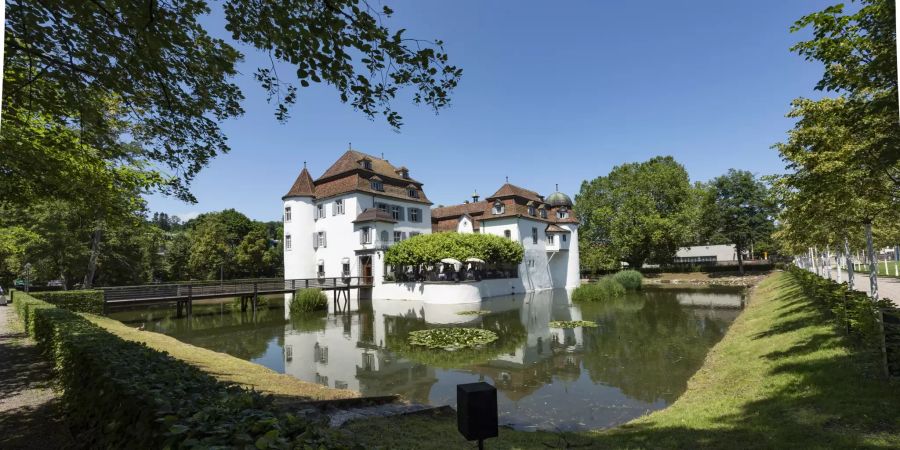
[408, 327, 498, 351]
[572, 277, 627, 302]
[549, 320, 598, 329]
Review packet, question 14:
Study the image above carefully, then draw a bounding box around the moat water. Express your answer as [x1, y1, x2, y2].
[108, 286, 743, 431]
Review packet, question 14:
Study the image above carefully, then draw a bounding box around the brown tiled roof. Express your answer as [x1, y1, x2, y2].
[310, 150, 431, 204]
[283, 167, 315, 198]
[352, 208, 398, 223]
[545, 224, 568, 233]
[317, 150, 421, 184]
[488, 183, 543, 203]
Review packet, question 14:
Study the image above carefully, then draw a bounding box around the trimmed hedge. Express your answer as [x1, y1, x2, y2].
[30, 290, 104, 314]
[787, 266, 898, 376]
[13, 293, 348, 449]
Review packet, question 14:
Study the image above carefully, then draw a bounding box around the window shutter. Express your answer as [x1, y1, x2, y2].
[313, 232, 318, 249]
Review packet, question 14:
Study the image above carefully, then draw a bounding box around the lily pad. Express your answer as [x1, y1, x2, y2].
[549, 320, 598, 329]
[408, 328, 498, 351]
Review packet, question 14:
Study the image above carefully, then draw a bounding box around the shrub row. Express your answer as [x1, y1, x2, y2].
[573, 270, 643, 302]
[787, 266, 899, 376]
[29, 289, 105, 314]
[13, 292, 349, 449]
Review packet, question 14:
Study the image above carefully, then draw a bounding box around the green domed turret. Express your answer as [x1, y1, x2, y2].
[546, 184, 572, 207]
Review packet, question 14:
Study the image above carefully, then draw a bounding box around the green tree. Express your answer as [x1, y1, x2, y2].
[3, 0, 461, 205]
[702, 170, 775, 274]
[575, 156, 696, 268]
[235, 225, 269, 277]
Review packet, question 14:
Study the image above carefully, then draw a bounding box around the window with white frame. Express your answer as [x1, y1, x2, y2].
[285, 234, 292, 250]
[334, 199, 345, 215]
[284, 206, 292, 222]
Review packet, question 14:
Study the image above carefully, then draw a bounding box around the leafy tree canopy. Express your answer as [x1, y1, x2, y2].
[575, 156, 698, 268]
[2, 0, 462, 205]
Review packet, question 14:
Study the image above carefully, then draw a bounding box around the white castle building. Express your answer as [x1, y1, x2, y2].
[282, 150, 580, 304]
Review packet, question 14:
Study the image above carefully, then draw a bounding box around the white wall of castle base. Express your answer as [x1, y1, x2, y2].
[373, 278, 544, 304]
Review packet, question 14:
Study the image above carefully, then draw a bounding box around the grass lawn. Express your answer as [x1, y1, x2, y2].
[84, 314, 359, 402]
[853, 260, 899, 278]
[343, 272, 900, 449]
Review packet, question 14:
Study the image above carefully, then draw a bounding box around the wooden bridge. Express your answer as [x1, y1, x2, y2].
[100, 277, 373, 317]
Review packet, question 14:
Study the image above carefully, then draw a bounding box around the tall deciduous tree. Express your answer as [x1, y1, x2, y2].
[2, 0, 462, 205]
[702, 170, 775, 275]
[575, 156, 695, 268]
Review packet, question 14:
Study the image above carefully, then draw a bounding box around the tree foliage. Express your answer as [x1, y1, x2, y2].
[3, 0, 461, 206]
[575, 156, 698, 268]
[774, 0, 900, 252]
[384, 232, 524, 267]
[701, 170, 775, 273]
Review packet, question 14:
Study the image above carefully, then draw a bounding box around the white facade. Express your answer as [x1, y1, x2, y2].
[282, 155, 580, 308]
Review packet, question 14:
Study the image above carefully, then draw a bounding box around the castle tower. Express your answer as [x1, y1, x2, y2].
[282, 166, 316, 280]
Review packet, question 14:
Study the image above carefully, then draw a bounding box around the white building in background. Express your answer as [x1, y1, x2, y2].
[673, 244, 738, 264]
[282, 150, 581, 306]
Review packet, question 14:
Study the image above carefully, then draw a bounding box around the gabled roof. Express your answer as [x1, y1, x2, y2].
[352, 208, 398, 224]
[283, 167, 315, 199]
[488, 183, 543, 203]
[317, 150, 421, 183]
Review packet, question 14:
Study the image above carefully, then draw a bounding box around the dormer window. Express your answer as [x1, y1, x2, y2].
[492, 200, 505, 215]
[370, 176, 384, 192]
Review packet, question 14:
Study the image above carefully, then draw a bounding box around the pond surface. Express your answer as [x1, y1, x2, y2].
[108, 287, 744, 431]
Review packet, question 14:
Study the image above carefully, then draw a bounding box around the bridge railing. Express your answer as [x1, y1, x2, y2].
[100, 277, 372, 303]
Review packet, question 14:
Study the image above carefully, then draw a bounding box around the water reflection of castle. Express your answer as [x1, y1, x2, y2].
[281, 287, 741, 408]
[282, 289, 586, 402]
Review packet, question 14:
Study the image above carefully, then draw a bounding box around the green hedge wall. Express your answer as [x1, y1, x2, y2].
[787, 266, 898, 376]
[12, 293, 348, 449]
[30, 290, 104, 314]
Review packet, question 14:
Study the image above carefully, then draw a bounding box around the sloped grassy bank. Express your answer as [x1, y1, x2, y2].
[13, 292, 357, 448]
[344, 271, 900, 449]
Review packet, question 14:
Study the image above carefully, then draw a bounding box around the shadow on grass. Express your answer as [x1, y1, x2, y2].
[345, 272, 900, 449]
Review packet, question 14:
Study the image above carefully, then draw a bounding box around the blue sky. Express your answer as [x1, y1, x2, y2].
[146, 0, 834, 222]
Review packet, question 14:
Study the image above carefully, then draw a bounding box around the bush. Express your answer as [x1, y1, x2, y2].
[12, 292, 347, 448]
[291, 288, 328, 313]
[611, 270, 643, 290]
[572, 277, 627, 302]
[787, 266, 898, 376]
[385, 232, 524, 267]
[30, 290, 104, 314]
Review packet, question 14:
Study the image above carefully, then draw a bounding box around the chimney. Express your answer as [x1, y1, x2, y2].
[472, 190, 480, 203]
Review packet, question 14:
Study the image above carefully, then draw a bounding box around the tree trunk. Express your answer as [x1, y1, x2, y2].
[865, 221, 878, 300]
[83, 227, 103, 289]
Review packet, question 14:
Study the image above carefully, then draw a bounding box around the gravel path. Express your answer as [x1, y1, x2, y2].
[0, 300, 73, 449]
